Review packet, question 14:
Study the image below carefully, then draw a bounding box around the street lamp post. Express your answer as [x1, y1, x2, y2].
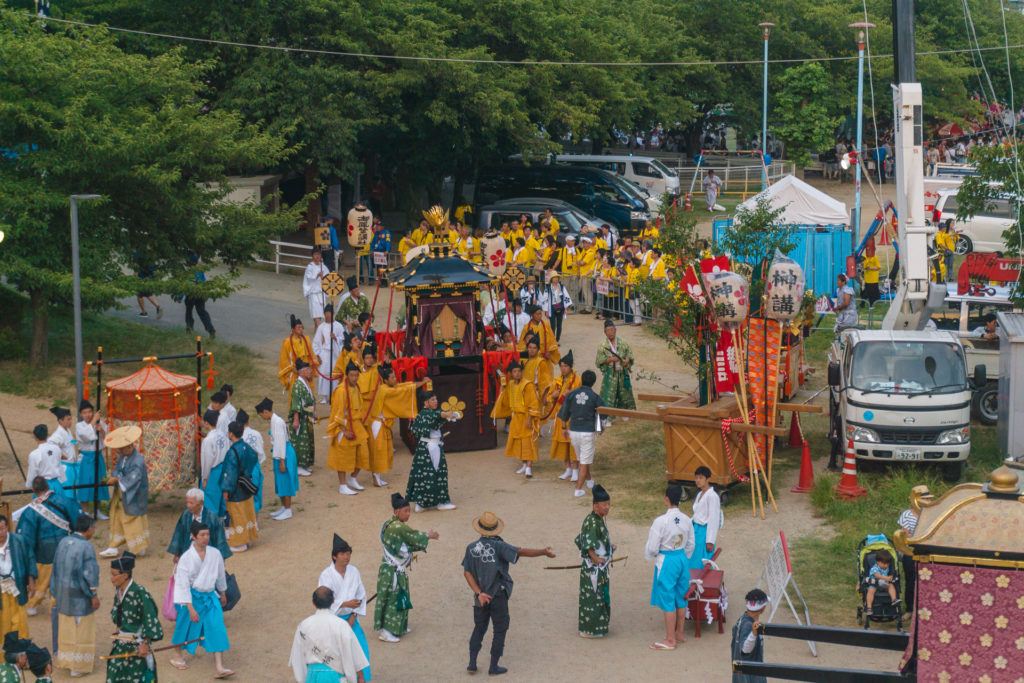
[759, 22, 775, 190]
[850, 22, 875, 251]
[70, 194, 101, 408]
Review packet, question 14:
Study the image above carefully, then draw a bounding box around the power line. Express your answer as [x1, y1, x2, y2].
[31, 14, 1024, 68]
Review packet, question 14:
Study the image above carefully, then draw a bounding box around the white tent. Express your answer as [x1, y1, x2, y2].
[736, 174, 848, 226]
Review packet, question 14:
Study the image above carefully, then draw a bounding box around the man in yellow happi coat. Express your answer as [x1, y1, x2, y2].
[518, 304, 560, 364]
[279, 314, 319, 391]
[332, 331, 366, 379]
[358, 360, 420, 487]
[327, 360, 369, 496]
[522, 335, 553, 421]
[548, 350, 582, 482]
[491, 361, 540, 478]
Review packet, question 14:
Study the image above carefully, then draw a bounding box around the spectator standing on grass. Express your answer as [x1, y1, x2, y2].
[183, 253, 215, 338]
[702, 170, 722, 212]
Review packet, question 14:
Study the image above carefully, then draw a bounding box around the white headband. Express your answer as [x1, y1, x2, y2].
[746, 598, 770, 612]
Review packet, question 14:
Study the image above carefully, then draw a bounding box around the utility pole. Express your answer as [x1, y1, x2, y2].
[759, 22, 775, 190]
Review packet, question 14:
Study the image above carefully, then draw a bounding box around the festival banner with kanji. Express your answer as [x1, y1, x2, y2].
[714, 329, 739, 394]
[747, 319, 782, 461]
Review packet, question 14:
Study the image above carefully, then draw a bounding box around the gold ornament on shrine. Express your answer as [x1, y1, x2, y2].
[442, 395, 465, 421]
[431, 304, 467, 358]
[500, 266, 527, 292]
[321, 271, 345, 297]
[422, 205, 449, 232]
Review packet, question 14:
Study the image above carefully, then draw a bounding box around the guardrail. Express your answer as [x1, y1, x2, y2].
[676, 161, 796, 200]
[256, 240, 311, 274]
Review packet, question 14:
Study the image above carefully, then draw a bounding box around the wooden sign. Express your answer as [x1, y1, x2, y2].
[313, 224, 332, 247]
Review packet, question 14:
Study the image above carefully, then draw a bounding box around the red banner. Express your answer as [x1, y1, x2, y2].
[391, 356, 427, 383]
[374, 330, 407, 358]
[714, 329, 738, 394]
[482, 350, 521, 403]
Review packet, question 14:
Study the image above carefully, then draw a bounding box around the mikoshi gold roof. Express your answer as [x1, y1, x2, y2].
[894, 465, 1024, 569]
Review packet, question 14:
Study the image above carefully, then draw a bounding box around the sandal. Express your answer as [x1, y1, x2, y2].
[649, 641, 676, 651]
[169, 658, 189, 671]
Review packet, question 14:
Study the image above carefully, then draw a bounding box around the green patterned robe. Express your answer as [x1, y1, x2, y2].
[107, 580, 163, 683]
[373, 516, 430, 636]
[0, 664, 19, 682]
[596, 338, 636, 410]
[405, 409, 450, 509]
[338, 293, 371, 327]
[575, 511, 612, 637]
[289, 376, 316, 469]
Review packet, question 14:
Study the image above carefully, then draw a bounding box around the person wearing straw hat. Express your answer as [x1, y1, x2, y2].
[99, 426, 149, 559]
[462, 511, 554, 676]
[730, 588, 769, 683]
[107, 551, 163, 683]
[643, 484, 695, 651]
[373, 493, 439, 643]
[576, 485, 613, 639]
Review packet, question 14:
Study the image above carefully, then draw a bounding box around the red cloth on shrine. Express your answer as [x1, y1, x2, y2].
[482, 350, 520, 403]
[375, 330, 406, 358]
[391, 356, 427, 382]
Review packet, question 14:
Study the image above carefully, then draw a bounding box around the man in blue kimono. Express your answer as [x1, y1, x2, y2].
[221, 424, 259, 553]
[100, 426, 149, 559]
[51, 513, 99, 677]
[17, 476, 80, 616]
[166, 489, 232, 563]
[0, 514, 37, 639]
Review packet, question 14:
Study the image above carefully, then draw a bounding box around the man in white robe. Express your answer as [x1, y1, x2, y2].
[25, 425, 66, 490]
[313, 305, 346, 402]
[290, 586, 368, 683]
[303, 249, 330, 329]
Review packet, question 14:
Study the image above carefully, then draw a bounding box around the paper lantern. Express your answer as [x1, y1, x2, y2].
[347, 206, 373, 248]
[481, 232, 508, 276]
[706, 271, 749, 326]
[764, 253, 806, 321]
[105, 363, 198, 491]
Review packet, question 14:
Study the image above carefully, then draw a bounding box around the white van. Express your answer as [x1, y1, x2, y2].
[932, 189, 1014, 254]
[554, 154, 681, 198]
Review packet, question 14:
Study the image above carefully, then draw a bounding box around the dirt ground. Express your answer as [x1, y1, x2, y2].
[0, 283, 902, 681]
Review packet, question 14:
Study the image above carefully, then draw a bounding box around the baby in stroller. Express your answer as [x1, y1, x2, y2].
[864, 549, 899, 615]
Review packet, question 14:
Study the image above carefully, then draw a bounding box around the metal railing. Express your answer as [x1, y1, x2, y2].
[256, 240, 312, 274]
[676, 161, 796, 200]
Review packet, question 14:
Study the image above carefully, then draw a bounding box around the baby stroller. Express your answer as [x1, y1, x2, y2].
[855, 534, 903, 630]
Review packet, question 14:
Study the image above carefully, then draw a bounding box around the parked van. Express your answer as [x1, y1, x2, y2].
[554, 154, 681, 198]
[932, 189, 1014, 254]
[475, 165, 651, 232]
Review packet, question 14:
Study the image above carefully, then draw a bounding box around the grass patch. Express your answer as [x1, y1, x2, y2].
[0, 287, 273, 409]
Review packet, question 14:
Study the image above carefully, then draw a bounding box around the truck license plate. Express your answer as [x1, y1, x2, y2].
[894, 448, 920, 460]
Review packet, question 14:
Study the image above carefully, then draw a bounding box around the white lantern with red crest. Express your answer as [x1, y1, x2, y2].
[706, 270, 749, 327]
[764, 251, 806, 321]
[347, 205, 373, 249]
[480, 232, 508, 276]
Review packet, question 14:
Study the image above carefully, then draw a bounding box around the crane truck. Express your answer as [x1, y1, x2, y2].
[826, 11, 983, 482]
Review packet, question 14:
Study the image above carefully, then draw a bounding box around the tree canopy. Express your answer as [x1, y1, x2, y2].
[0, 10, 300, 363]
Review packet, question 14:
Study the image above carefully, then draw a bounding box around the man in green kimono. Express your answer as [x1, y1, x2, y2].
[289, 359, 317, 476]
[576, 484, 613, 638]
[373, 493, 439, 643]
[106, 552, 163, 683]
[406, 391, 459, 512]
[338, 276, 371, 332]
[595, 319, 635, 412]
[1, 633, 52, 682]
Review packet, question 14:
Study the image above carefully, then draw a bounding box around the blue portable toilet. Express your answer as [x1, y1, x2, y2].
[711, 175, 852, 294]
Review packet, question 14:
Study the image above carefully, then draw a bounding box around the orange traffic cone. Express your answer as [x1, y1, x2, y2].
[835, 438, 867, 499]
[788, 412, 803, 448]
[790, 440, 815, 493]
[684, 192, 693, 211]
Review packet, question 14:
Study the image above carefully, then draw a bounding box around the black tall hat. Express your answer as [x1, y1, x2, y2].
[346, 275, 359, 291]
[78, 400, 94, 412]
[332, 533, 352, 555]
[235, 409, 250, 425]
[391, 492, 409, 510]
[560, 350, 574, 367]
[295, 358, 310, 371]
[203, 409, 220, 427]
[592, 484, 611, 503]
[49, 406, 70, 420]
[255, 397, 273, 413]
[110, 551, 136, 572]
[290, 314, 302, 329]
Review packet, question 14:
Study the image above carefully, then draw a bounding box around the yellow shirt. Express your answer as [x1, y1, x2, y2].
[398, 235, 417, 259]
[411, 228, 430, 246]
[594, 237, 609, 250]
[648, 258, 667, 280]
[549, 217, 560, 234]
[862, 255, 881, 284]
[579, 248, 598, 277]
[559, 247, 581, 276]
[511, 228, 525, 244]
[454, 204, 472, 223]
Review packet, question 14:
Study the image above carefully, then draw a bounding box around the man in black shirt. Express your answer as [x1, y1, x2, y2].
[558, 370, 604, 497]
[461, 512, 555, 676]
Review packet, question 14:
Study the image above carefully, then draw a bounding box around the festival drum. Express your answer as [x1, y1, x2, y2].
[105, 364, 199, 491]
[347, 206, 373, 249]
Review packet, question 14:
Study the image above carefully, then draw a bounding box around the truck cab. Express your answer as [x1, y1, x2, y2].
[828, 330, 975, 482]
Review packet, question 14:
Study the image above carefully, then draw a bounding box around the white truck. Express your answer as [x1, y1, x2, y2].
[827, 330, 980, 481]
[826, 53, 979, 481]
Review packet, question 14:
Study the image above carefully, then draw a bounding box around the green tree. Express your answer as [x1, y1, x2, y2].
[716, 196, 794, 310]
[0, 12, 300, 365]
[773, 63, 838, 169]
